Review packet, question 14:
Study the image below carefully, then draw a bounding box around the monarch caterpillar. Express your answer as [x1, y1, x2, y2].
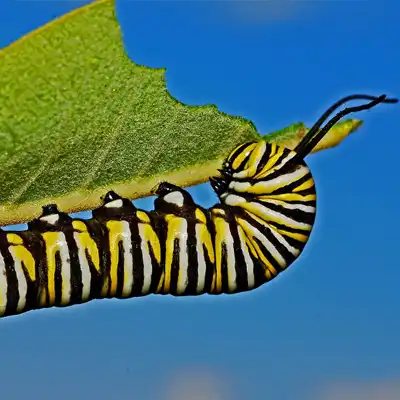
[0, 94, 397, 318]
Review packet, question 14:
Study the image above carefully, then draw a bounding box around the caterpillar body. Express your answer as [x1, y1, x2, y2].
[0, 94, 397, 318]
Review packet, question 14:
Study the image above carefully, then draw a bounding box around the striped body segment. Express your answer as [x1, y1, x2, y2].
[0, 140, 316, 318]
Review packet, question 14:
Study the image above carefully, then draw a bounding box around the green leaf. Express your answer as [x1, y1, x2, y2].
[0, 0, 362, 226]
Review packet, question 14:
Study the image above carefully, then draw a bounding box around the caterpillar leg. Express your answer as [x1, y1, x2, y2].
[154, 181, 196, 210]
[155, 181, 180, 195]
[209, 177, 228, 197]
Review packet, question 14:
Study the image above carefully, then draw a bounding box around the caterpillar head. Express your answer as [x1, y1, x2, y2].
[210, 140, 305, 201]
[210, 141, 258, 197]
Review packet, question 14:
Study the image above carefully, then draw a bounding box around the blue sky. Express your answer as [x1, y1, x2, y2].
[0, 1, 399, 399]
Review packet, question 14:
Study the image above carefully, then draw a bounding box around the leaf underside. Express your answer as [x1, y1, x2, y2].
[0, 0, 362, 226]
